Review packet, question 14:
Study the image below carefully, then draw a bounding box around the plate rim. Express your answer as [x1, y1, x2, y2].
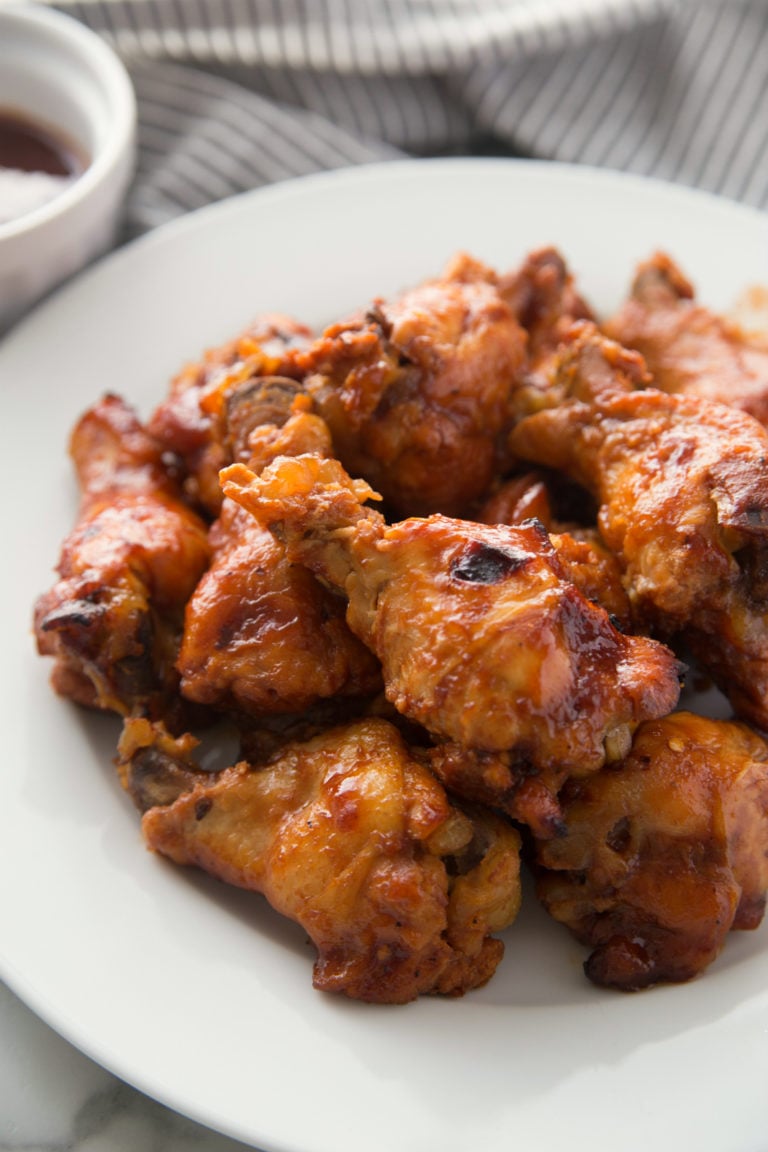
[5, 153, 768, 354]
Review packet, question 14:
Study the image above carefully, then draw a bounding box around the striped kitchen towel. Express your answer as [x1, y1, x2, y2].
[48, 0, 768, 235]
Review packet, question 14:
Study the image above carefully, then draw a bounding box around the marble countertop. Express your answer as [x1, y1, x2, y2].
[0, 982, 256, 1152]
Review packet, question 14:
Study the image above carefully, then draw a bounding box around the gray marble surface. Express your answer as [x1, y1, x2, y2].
[0, 982, 256, 1152]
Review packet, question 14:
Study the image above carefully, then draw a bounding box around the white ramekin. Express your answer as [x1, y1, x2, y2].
[0, 4, 137, 332]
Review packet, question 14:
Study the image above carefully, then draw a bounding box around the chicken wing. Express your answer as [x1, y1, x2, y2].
[475, 469, 631, 629]
[177, 497, 382, 715]
[117, 715, 522, 1003]
[148, 314, 312, 514]
[535, 711, 768, 990]
[222, 453, 680, 832]
[510, 321, 768, 727]
[34, 394, 211, 718]
[175, 370, 381, 715]
[221, 375, 331, 476]
[500, 246, 594, 383]
[300, 253, 526, 517]
[605, 251, 768, 425]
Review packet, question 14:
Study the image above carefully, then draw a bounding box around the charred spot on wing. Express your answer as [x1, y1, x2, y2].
[364, 302, 392, 339]
[40, 599, 105, 633]
[450, 540, 532, 585]
[606, 816, 632, 855]
[518, 515, 554, 548]
[194, 796, 213, 821]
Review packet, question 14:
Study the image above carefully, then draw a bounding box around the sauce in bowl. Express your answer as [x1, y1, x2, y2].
[0, 109, 88, 226]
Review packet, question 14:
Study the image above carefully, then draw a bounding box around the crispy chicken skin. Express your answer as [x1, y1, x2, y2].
[148, 315, 312, 514]
[500, 247, 594, 381]
[177, 498, 382, 714]
[300, 253, 527, 517]
[510, 322, 768, 727]
[476, 469, 631, 629]
[34, 395, 211, 717]
[605, 252, 768, 425]
[535, 712, 768, 990]
[118, 716, 522, 1003]
[222, 453, 680, 832]
[546, 532, 632, 632]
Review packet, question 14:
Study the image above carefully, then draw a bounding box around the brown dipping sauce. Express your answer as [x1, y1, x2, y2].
[0, 108, 88, 224]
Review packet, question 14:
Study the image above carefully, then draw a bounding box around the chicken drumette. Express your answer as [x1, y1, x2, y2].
[34, 395, 211, 719]
[118, 715, 523, 1004]
[535, 711, 768, 990]
[300, 253, 527, 517]
[222, 453, 680, 833]
[510, 321, 768, 728]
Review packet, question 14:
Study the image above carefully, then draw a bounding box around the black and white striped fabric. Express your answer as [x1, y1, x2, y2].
[47, 0, 768, 236]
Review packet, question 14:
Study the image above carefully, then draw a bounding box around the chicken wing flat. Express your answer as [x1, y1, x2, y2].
[117, 715, 522, 1003]
[177, 497, 381, 715]
[535, 711, 768, 990]
[510, 321, 768, 727]
[34, 395, 211, 718]
[605, 252, 768, 425]
[148, 314, 312, 514]
[300, 253, 526, 517]
[222, 454, 680, 832]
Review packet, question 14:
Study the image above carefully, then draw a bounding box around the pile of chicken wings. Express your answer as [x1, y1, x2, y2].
[34, 248, 768, 1003]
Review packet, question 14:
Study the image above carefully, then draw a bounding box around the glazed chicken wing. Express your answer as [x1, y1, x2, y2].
[500, 246, 594, 383]
[221, 375, 331, 476]
[222, 453, 680, 833]
[605, 252, 768, 425]
[300, 253, 527, 517]
[510, 321, 768, 727]
[176, 373, 381, 715]
[177, 498, 381, 715]
[148, 314, 312, 514]
[476, 469, 631, 629]
[34, 395, 211, 718]
[535, 711, 768, 990]
[118, 716, 522, 1003]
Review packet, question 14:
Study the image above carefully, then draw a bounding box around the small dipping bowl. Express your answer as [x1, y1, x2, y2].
[0, 4, 136, 331]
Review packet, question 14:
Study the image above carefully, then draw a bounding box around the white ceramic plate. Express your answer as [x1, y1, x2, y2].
[2, 159, 767, 1152]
